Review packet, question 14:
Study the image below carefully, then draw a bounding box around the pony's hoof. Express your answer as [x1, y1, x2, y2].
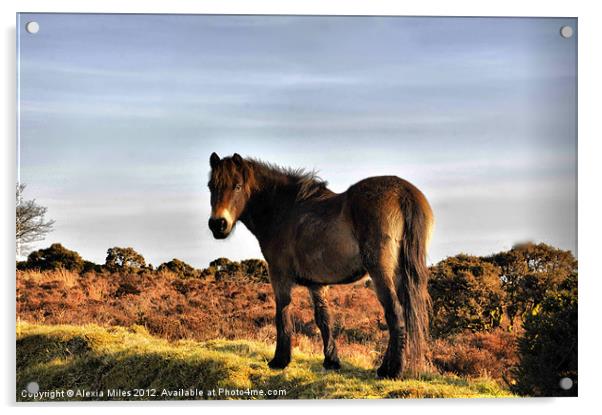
[376, 364, 389, 379]
[323, 358, 341, 370]
[268, 358, 290, 370]
[376, 367, 402, 380]
[377, 364, 402, 379]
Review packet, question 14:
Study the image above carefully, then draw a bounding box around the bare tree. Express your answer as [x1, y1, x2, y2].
[16, 183, 55, 255]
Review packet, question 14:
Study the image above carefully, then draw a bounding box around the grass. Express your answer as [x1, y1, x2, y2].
[17, 268, 520, 382]
[16, 321, 514, 401]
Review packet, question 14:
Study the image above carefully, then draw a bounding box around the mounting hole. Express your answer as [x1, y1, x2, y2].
[26, 381, 39, 394]
[25, 21, 40, 34]
[559, 377, 573, 390]
[560, 25, 573, 39]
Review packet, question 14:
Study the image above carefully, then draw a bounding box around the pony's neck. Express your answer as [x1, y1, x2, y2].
[239, 162, 302, 242]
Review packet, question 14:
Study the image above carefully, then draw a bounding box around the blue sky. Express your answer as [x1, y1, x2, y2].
[17, 14, 577, 267]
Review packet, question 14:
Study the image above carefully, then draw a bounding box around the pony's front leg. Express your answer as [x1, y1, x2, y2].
[268, 282, 293, 369]
[310, 286, 341, 370]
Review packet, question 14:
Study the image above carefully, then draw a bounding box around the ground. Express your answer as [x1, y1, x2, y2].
[17, 321, 513, 401]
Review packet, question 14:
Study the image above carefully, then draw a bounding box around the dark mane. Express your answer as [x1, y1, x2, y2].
[248, 158, 329, 201]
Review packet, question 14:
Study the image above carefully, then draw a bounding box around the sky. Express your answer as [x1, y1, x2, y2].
[17, 14, 577, 268]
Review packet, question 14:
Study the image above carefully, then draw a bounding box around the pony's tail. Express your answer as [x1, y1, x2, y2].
[397, 193, 433, 374]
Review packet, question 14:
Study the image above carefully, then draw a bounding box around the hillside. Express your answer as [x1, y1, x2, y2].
[17, 322, 513, 401]
[16, 267, 520, 383]
[16, 243, 578, 398]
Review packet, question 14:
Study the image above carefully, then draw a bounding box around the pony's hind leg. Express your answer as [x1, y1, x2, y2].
[365, 242, 407, 379]
[309, 286, 341, 370]
[371, 269, 406, 378]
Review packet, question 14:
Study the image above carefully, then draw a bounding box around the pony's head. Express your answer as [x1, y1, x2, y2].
[207, 152, 253, 239]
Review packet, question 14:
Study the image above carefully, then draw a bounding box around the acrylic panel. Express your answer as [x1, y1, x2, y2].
[16, 14, 577, 401]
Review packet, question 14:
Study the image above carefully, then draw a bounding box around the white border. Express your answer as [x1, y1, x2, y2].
[2, 1, 600, 414]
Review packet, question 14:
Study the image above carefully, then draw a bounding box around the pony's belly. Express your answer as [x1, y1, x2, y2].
[293, 214, 365, 285]
[294, 253, 366, 285]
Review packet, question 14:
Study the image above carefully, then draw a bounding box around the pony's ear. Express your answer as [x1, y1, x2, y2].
[210, 152, 220, 169]
[232, 153, 243, 166]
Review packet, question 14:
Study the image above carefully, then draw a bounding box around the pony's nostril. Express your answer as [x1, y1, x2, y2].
[209, 218, 228, 234]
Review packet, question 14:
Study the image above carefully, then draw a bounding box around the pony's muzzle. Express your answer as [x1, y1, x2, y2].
[208, 217, 230, 239]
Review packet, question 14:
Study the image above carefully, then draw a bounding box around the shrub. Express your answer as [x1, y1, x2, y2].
[157, 258, 199, 279]
[429, 254, 505, 337]
[208, 258, 246, 280]
[240, 259, 269, 282]
[486, 242, 577, 327]
[20, 243, 84, 272]
[512, 272, 577, 397]
[198, 267, 214, 279]
[105, 247, 146, 272]
[82, 260, 102, 273]
[208, 257, 232, 271]
[429, 329, 519, 381]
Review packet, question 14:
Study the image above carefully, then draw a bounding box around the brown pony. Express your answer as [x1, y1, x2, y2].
[207, 153, 434, 378]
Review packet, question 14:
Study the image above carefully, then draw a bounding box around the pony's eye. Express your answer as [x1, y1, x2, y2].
[234, 184, 242, 192]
